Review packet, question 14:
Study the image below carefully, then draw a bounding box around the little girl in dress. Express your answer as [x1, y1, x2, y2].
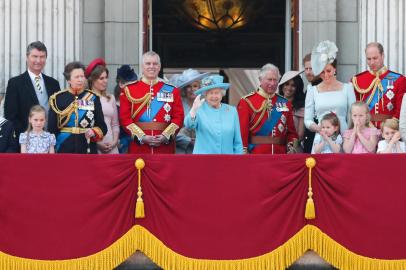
[343, 101, 379, 153]
[313, 112, 342, 153]
[20, 105, 56, 153]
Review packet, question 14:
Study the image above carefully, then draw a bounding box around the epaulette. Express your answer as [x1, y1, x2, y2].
[388, 70, 402, 76]
[85, 89, 100, 96]
[242, 92, 255, 99]
[49, 89, 69, 99]
[123, 80, 138, 87]
[276, 93, 288, 101]
[353, 70, 369, 78]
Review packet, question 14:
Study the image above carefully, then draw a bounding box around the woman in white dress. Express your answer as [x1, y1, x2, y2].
[86, 58, 119, 154]
[304, 40, 356, 153]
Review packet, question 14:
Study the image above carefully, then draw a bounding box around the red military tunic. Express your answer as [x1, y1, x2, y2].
[119, 77, 184, 154]
[352, 67, 406, 128]
[237, 88, 298, 154]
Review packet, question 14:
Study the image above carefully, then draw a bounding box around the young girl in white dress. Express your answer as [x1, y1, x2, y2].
[313, 112, 342, 153]
[19, 105, 56, 153]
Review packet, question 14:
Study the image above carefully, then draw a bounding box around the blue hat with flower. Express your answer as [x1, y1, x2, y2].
[177, 69, 209, 89]
[311, 40, 338, 76]
[194, 75, 230, 96]
[168, 74, 183, 87]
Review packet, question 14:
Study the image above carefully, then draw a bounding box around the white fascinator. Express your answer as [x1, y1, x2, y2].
[311, 40, 338, 76]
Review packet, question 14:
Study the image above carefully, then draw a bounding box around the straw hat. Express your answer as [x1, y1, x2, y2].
[278, 70, 304, 86]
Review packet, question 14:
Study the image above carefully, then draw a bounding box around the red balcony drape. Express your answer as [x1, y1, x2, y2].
[0, 154, 405, 270]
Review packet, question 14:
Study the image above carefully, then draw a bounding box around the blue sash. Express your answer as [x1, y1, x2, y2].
[56, 94, 96, 151]
[248, 95, 285, 152]
[367, 72, 400, 111]
[138, 84, 175, 122]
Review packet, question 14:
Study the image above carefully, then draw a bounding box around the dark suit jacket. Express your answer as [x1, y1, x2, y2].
[4, 71, 60, 136]
[0, 118, 18, 153]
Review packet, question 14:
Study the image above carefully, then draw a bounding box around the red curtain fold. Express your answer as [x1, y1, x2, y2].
[0, 154, 405, 261]
[137, 154, 308, 259]
[310, 154, 406, 259]
[0, 154, 137, 259]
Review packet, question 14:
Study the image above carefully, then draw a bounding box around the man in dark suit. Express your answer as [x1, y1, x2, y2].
[4, 41, 61, 136]
[0, 117, 18, 152]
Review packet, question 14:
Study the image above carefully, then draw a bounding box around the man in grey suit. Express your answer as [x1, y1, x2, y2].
[4, 41, 61, 137]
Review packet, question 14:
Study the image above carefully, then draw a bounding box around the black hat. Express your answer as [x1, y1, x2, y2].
[116, 65, 138, 82]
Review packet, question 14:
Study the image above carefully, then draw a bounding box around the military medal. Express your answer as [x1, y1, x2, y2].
[267, 99, 273, 118]
[386, 89, 394, 100]
[86, 111, 94, 120]
[278, 123, 284, 133]
[164, 114, 171, 122]
[158, 92, 174, 102]
[387, 79, 394, 90]
[147, 81, 153, 119]
[78, 100, 94, 110]
[80, 119, 89, 128]
[163, 102, 171, 113]
[281, 114, 286, 124]
[387, 102, 394, 111]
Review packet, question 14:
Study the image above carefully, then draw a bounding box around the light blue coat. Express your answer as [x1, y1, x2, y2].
[184, 102, 243, 154]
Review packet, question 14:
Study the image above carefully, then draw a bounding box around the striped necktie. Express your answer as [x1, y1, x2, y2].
[34, 76, 43, 94]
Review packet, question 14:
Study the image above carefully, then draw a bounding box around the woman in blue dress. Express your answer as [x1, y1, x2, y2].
[304, 40, 356, 153]
[184, 75, 243, 154]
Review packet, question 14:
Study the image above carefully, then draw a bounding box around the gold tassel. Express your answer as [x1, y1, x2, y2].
[135, 158, 146, 218]
[305, 195, 315, 219]
[305, 157, 316, 220]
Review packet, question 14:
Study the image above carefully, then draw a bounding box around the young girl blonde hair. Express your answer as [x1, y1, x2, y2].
[348, 101, 371, 129]
[25, 105, 47, 145]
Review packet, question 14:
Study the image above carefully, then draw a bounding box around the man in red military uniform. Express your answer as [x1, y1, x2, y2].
[352, 42, 406, 128]
[237, 63, 298, 154]
[119, 51, 184, 154]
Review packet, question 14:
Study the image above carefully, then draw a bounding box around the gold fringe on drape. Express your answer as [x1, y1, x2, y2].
[1, 225, 406, 270]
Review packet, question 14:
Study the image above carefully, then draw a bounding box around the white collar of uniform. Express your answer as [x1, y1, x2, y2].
[27, 69, 43, 81]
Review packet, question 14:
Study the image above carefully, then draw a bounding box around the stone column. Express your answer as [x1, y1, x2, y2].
[301, 0, 361, 82]
[82, 0, 141, 93]
[0, 0, 81, 94]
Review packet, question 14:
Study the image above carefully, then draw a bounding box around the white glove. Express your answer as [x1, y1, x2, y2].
[189, 94, 205, 118]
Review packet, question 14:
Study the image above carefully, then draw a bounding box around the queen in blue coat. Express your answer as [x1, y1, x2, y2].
[184, 75, 243, 154]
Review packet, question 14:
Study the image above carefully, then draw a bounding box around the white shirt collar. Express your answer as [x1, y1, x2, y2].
[27, 69, 43, 81]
